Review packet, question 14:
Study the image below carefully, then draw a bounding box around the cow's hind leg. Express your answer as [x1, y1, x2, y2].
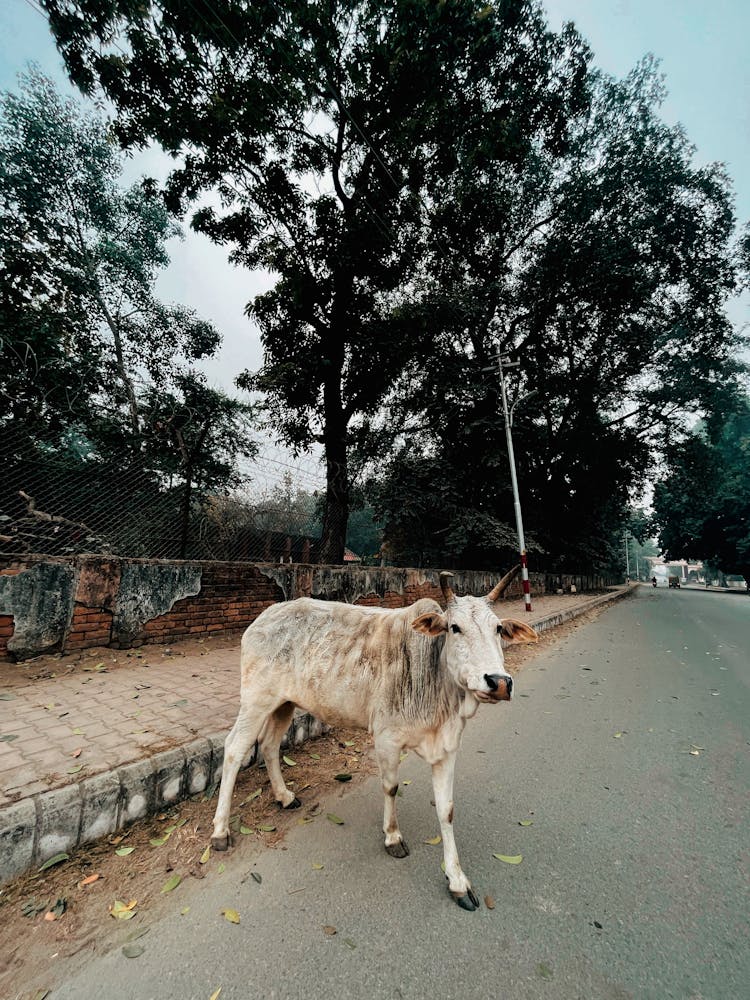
[259, 701, 302, 809]
[432, 753, 479, 911]
[211, 700, 272, 850]
[374, 732, 409, 858]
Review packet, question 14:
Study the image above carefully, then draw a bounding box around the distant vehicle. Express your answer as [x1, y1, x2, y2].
[725, 575, 747, 590]
[668, 576, 681, 589]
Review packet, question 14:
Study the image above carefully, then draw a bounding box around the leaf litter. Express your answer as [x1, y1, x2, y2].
[0, 725, 375, 997]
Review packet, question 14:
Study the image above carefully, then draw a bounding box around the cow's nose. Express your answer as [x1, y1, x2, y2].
[485, 673, 512, 700]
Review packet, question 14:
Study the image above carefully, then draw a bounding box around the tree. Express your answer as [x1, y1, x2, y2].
[653, 397, 750, 581]
[365, 57, 745, 570]
[43, 0, 590, 562]
[0, 68, 220, 452]
[0, 69, 256, 557]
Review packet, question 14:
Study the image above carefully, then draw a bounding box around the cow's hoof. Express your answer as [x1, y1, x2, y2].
[451, 887, 480, 911]
[385, 839, 410, 859]
[280, 796, 302, 810]
[211, 834, 231, 852]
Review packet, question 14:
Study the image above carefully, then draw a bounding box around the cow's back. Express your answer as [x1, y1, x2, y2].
[238, 597, 445, 729]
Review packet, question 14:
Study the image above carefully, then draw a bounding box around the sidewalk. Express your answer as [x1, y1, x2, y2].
[0, 586, 632, 883]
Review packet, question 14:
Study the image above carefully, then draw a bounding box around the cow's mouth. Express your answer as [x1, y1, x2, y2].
[474, 674, 513, 702]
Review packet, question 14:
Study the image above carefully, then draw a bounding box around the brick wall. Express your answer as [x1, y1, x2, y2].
[0, 553, 615, 661]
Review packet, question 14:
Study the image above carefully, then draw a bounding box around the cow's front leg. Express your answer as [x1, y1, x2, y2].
[431, 754, 479, 911]
[374, 732, 409, 858]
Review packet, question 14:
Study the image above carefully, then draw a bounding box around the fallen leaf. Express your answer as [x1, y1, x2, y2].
[399, 752, 408, 761]
[79, 874, 100, 888]
[125, 927, 151, 942]
[221, 908, 240, 924]
[323, 925, 337, 936]
[424, 835, 442, 845]
[38, 853, 69, 872]
[309, 753, 321, 760]
[240, 825, 253, 835]
[0, 693, 17, 700]
[115, 846, 135, 857]
[402, 780, 411, 785]
[161, 874, 181, 893]
[282, 756, 297, 766]
[484, 895, 496, 909]
[181, 907, 190, 915]
[110, 899, 138, 920]
[311, 863, 324, 870]
[199, 845, 211, 864]
[242, 788, 262, 804]
[251, 872, 262, 884]
[71, 748, 82, 758]
[613, 732, 623, 739]
[67, 764, 84, 774]
[493, 853, 523, 864]
[343, 938, 356, 949]
[689, 749, 700, 756]
[327, 813, 344, 825]
[122, 943, 145, 959]
[72, 727, 84, 735]
[257, 824, 276, 833]
[0, 734, 19, 742]
[150, 837, 168, 847]
[518, 820, 533, 827]
[209, 990, 222, 1000]
[44, 911, 57, 922]
[217, 862, 225, 874]
[334, 773, 352, 782]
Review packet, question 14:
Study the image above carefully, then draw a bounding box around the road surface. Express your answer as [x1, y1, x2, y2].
[49, 587, 749, 999]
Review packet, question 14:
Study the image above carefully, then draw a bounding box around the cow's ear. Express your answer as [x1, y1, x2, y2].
[499, 619, 539, 644]
[412, 612, 448, 636]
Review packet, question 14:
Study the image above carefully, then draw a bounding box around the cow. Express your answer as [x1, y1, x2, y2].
[211, 566, 538, 910]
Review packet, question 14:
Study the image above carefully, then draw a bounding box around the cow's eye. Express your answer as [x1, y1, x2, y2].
[450, 624, 462, 634]
[496, 624, 504, 635]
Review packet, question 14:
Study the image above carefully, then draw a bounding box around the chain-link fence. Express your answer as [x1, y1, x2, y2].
[0, 424, 334, 562]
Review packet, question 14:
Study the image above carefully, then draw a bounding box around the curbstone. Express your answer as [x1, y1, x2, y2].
[118, 759, 156, 826]
[79, 771, 121, 846]
[0, 798, 37, 884]
[184, 738, 212, 796]
[153, 748, 186, 808]
[34, 784, 82, 867]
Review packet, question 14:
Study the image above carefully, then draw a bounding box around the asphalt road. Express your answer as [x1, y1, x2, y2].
[51, 587, 749, 1000]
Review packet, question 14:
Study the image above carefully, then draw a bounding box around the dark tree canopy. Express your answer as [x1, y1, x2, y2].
[41, 1, 747, 570]
[653, 397, 750, 582]
[43, 0, 591, 562]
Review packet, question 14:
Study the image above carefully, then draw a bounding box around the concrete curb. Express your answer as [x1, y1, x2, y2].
[0, 587, 632, 885]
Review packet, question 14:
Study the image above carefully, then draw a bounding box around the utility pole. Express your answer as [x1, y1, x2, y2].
[495, 354, 532, 613]
[624, 531, 631, 581]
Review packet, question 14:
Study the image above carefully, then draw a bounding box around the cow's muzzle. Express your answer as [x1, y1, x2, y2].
[483, 673, 513, 701]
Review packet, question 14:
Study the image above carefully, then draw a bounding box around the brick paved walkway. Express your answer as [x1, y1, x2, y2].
[0, 589, 624, 810]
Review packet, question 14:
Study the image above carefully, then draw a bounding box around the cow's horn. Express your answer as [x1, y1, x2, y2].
[486, 565, 521, 603]
[440, 571, 457, 605]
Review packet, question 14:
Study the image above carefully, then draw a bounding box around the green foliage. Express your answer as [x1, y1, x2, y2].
[653, 396, 750, 579]
[0, 69, 255, 556]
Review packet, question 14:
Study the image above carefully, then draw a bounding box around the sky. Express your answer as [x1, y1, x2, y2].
[1, 0, 748, 399]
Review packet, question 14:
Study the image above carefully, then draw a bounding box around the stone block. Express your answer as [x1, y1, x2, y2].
[184, 738, 212, 796]
[34, 785, 81, 867]
[0, 798, 36, 885]
[118, 759, 156, 825]
[79, 771, 121, 845]
[153, 748, 186, 807]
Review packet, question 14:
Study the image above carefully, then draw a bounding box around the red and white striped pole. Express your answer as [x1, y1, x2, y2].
[497, 353, 532, 613]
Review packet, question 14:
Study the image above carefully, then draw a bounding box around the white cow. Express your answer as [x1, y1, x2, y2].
[211, 567, 538, 910]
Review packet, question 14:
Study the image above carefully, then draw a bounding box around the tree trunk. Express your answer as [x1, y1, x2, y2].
[318, 422, 349, 564]
[179, 467, 193, 559]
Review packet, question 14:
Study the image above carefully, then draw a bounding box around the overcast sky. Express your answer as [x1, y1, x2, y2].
[1, 0, 748, 400]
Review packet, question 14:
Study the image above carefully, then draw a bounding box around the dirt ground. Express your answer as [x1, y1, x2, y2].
[0, 607, 605, 1000]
